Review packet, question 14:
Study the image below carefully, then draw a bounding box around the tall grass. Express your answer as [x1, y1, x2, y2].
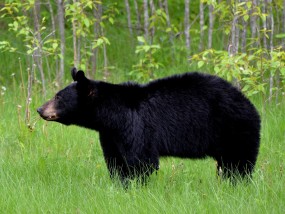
[0, 57, 284, 213]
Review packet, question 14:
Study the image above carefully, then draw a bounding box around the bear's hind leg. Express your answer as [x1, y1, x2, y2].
[217, 157, 256, 181]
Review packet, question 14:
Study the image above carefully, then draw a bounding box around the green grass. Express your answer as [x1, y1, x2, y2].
[0, 73, 285, 213]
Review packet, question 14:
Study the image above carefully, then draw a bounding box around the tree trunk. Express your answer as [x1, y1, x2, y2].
[283, 0, 285, 47]
[125, 0, 133, 35]
[143, 0, 149, 40]
[91, 2, 101, 77]
[184, 0, 190, 54]
[262, 0, 268, 50]
[47, 0, 57, 80]
[33, 0, 46, 96]
[46, 1, 56, 37]
[267, 0, 274, 102]
[199, 1, 204, 51]
[57, 0, 65, 86]
[77, 36, 81, 66]
[163, 0, 174, 58]
[103, 31, 109, 80]
[133, 0, 141, 34]
[158, 0, 163, 9]
[277, 1, 285, 103]
[25, 66, 34, 125]
[250, 0, 259, 50]
[235, 12, 240, 54]
[72, 0, 79, 68]
[250, 0, 257, 39]
[229, 2, 240, 89]
[241, 0, 248, 53]
[208, 3, 214, 49]
[97, 4, 109, 80]
[229, 6, 237, 56]
[149, 0, 156, 43]
[163, 0, 172, 38]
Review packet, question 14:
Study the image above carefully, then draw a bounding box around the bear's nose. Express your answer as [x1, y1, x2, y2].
[37, 107, 43, 114]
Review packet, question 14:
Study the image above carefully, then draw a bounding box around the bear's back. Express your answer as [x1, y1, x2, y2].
[146, 72, 226, 90]
[143, 72, 237, 102]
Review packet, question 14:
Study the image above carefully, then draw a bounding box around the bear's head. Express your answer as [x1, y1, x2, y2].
[37, 68, 96, 126]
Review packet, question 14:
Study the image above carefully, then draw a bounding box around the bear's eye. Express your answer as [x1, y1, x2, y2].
[54, 95, 61, 100]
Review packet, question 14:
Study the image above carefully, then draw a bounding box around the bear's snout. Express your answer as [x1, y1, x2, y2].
[37, 102, 59, 121]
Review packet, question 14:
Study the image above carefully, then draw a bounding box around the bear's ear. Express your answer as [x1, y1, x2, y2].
[71, 67, 87, 83]
[71, 67, 77, 81]
[76, 70, 87, 83]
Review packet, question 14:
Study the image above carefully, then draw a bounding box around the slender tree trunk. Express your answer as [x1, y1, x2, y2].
[143, 0, 149, 40]
[229, 6, 238, 56]
[274, 4, 280, 36]
[267, 0, 274, 102]
[229, 2, 241, 89]
[235, 12, 240, 54]
[199, 0, 204, 51]
[163, 0, 174, 58]
[33, 0, 46, 96]
[163, 0, 172, 40]
[184, 0, 190, 54]
[208, 3, 214, 49]
[102, 30, 109, 80]
[262, 0, 268, 50]
[158, 0, 163, 9]
[96, 4, 109, 80]
[77, 36, 81, 66]
[91, 2, 101, 77]
[149, 0, 156, 43]
[268, 0, 274, 53]
[250, 0, 260, 50]
[283, 0, 285, 47]
[25, 66, 34, 125]
[125, 0, 133, 35]
[47, 0, 56, 80]
[241, 0, 248, 53]
[46, 0, 56, 39]
[133, 0, 141, 33]
[72, 0, 79, 68]
[57, 0, 65, 86]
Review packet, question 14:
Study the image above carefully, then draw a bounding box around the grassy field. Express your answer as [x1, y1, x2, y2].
[0, 64, 285, 213]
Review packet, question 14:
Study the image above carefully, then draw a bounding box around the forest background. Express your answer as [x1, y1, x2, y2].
[1, 0, 285, 101]
[0, 0, 285, 213]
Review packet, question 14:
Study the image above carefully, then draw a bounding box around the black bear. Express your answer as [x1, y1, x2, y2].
[37, 68, 260, 183]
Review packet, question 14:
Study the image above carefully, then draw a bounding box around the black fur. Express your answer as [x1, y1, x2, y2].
[37, 68, 261, 183]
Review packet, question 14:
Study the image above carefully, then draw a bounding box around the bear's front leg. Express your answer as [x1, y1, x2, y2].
[99, 133, 128, 181]
[104, 156, 157, 185]
[99, 130, 159, 184]
[104, 156, 126, 180]
[121, 151, 159, 183]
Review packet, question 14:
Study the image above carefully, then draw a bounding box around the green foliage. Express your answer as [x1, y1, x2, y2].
[191, 47, 285, 97]
[0, 2, 59, 57]
[65, 0, 96, 37]
[100, 2, 119, 26]
[149, 8, 167, 32]
[0, 0, 284, 95]
[64, 0, 118, 71]
[129, 36, 163, 81]
[92, 36, 110, 49]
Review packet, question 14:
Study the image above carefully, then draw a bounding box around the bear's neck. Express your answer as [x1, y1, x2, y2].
[84, 81, 144, 131]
